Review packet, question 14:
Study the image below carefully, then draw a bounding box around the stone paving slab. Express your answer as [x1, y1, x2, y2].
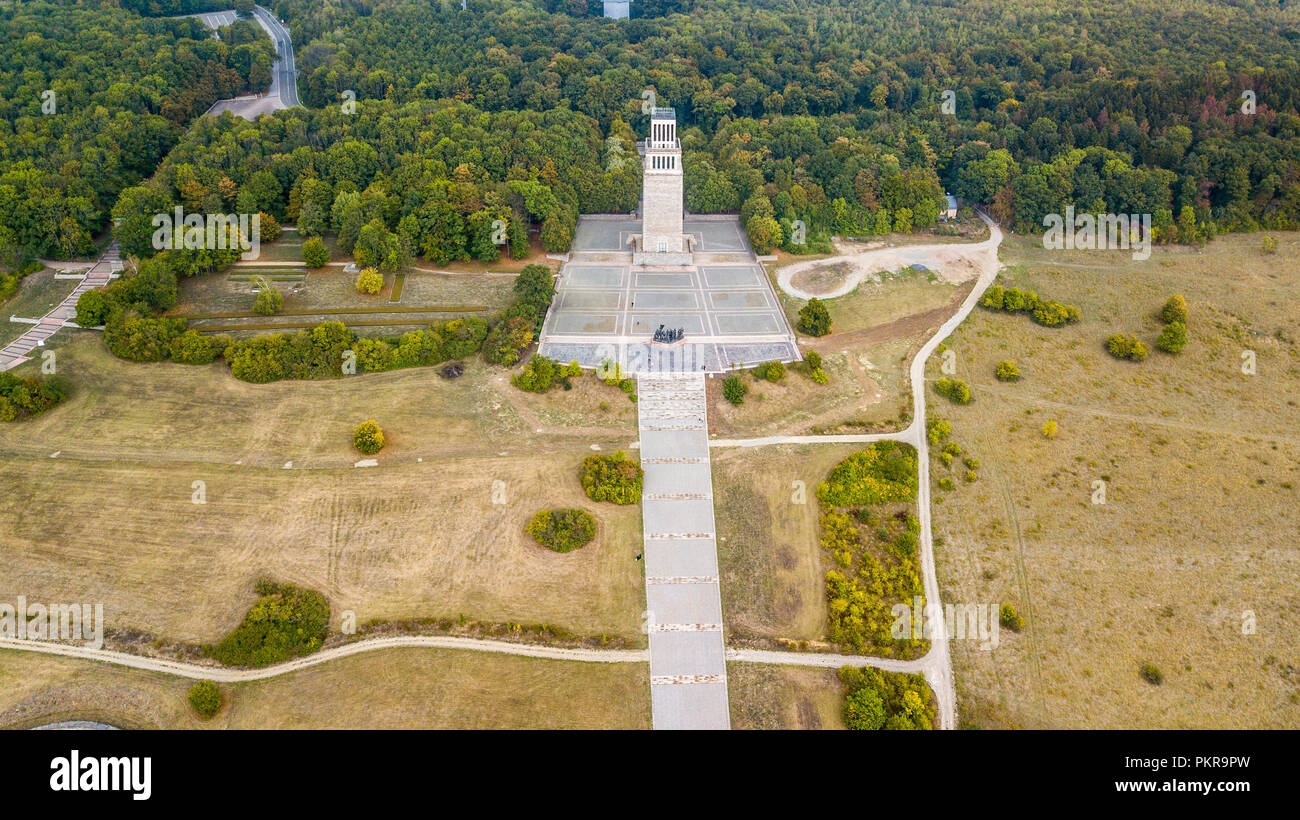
[650, 683, 731, 730]
[644, 539, 721, 578]
[647, 630, 726, 676]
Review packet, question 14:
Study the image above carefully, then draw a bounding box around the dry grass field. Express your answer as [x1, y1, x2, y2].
[0, 334, 645, 645]
[727, 662, 845, 729]
[930, 231, 1300, 728]
[713, 443, 866, 645]
[0, 648, 650, 729]
[778, 267, 960, 336]
[173, 268, 517, 336]
[706, 337, 915, 438]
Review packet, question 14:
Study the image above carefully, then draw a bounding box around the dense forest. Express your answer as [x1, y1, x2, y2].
[254, 0, 1300, 247]
[5, 0, 1299, 267]
[112, 99, 640, 264]
[0, 1, 274, 262]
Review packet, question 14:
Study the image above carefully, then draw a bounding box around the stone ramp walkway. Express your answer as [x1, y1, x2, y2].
[1, 242, 118, 372]
[638, 372, 730, 729]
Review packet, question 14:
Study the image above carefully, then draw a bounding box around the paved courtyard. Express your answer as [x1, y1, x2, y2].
[538, 217, 799, 373]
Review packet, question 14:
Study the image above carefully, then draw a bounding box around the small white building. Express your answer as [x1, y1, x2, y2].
[943, 194, 958, 220]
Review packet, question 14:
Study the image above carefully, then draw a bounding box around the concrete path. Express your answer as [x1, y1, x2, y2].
[1, 241, 118, 372]
[637, 372, 731, 729]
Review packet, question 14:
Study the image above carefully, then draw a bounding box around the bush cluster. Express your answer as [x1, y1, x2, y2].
[994, 360, 1020, 381]
[483, 264, 555, 366]
[512, 355, 580, 393]
[1156, 295, 1189, 354]
[839, 666, 935, 730]
[579, 450, 643, 505]
[526, 508, 597, 553]
[817, 442, 919, 507]
[1105, 333, 1148, 361]
[209, 580, 330, 668]
[980, 285, 1080, 327]
[934, 376, 972, 404]
[754, 360, 785, 382]
[0, 372, 66, 422]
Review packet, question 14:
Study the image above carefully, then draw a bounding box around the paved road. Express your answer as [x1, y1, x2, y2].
[0, 242, 119, 372]
[638, 372, 731, 729]
[253, 5, 299, 108]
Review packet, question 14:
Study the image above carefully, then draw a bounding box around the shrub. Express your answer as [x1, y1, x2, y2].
[512, 354, 565, 392]
[934, 376, 972, 404]
[1031, 299, 1075, 327]
[483, 315, 536, 366]
[994, 360, 1020, 381]
[188, 681, 222, 719]
[252, 283, 283, 316]
[1140, 661, 1164, 685]
[722, 374, 748, 405]
[839, 666, 934, 730]
[937, 476, 955, 491]
[353, 419, 385, 454]
[941, 441, 961, 457]
[104, 315, 185, 362]
[580, 451, 644, 504]
[1105, 334, 1148, 361]
[1041, 419, 1059, 439]
[926, 416, 951, 445]
[209, 580, 330, 667]
[1261, 235, 1278, 254]
[817, 442, 918, 506]
[1156, 321, 1187, 353]
[963, 469, 977, 483]
[168, 330, 227, 365]
[526, 508, 597, 553]
[1000, 604, 1024, 631]
[74, 288, 109, 327]
[978, 285, 1004, 311]
[804, 351, 823, 371]
[302, 236, 329, 268]
[0, 372, 66, 422]
[1159, 294, 1188, 324]
[226, 320, 358, 382]
[756, 360, 785, 382]
[797, 298, 832, 336]
[355, 266, 384, 295]
[809, 367, 829, 384]
[843, 686, 887, 730]
[257, 212, 281, 244]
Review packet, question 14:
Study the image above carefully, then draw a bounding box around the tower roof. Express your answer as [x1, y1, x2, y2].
[651, 107, 676, 120]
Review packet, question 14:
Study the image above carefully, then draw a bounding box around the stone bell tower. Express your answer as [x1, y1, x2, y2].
[640, 107, 685, 258]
